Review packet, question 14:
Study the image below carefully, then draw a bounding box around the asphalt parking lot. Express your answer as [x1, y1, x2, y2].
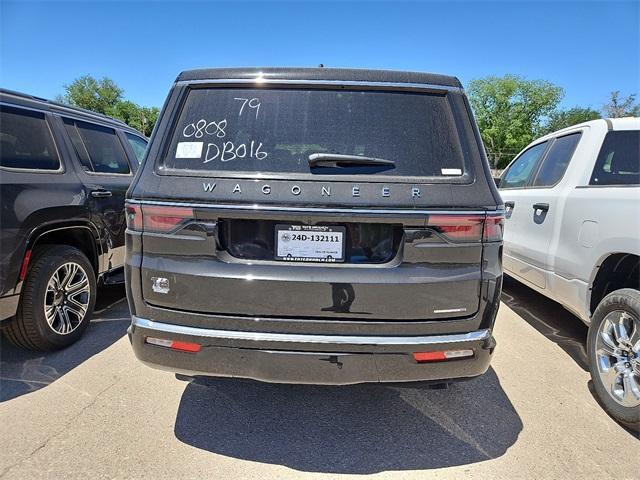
[0, 278, 637, 479]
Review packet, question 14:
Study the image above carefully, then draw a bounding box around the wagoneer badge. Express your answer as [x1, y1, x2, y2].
[202, 182, 422, 198]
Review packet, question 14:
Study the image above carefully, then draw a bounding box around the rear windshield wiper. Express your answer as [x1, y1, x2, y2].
[308, 153, 396, 168]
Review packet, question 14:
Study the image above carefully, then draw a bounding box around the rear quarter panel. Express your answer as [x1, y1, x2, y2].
[0, 168, 91, 296]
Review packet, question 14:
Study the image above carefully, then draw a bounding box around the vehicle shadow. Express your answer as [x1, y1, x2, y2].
[501, 275, 589, 371]
[0, 284, 129, 402]
[174, 368, 522, 474]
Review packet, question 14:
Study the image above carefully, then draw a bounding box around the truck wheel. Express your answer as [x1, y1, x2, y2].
[4, 245, 96, 351]
[588, 288, 640, 431]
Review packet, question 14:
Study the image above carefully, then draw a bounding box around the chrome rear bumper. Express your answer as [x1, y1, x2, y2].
[128, 316, 495, 385]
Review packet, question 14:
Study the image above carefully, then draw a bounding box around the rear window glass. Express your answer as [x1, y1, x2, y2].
[162, 88, 466, 177]
[590, 131, 640, 186]
[0, 106, 60, 170]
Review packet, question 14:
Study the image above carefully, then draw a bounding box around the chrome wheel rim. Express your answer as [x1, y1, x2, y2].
[595, 310, 640, 408]
[44, 262, 90, 335]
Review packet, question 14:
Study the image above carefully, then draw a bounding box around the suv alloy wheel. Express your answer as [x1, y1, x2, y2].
[4, 245, 97, 351]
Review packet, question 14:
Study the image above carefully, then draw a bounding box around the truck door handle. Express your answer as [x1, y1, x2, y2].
[505, 201, 515, 209]
[91, 190, 112, 198]
[533, 203, 549, 212]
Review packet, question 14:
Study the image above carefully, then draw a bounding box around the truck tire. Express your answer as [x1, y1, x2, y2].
[3, 245, 96, 351]
[587, 288, 640, 431]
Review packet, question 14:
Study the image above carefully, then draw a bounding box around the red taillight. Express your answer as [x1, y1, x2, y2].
[426, 214, 504, 243]
[483, 215, 504, 242]
[125, 204, 194, 233]
[143, 205, 194, 233]
[427, 214, 484, 242]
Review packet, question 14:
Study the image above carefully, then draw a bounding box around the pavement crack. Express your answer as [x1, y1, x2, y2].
[0, 365, 136, 478]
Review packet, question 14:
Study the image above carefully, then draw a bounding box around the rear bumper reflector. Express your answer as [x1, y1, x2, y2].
[146, 336, 201, 353]
[413, 349, 474, 363]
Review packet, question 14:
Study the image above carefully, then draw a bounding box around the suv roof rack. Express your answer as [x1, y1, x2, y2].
[0, 88, 131, 128]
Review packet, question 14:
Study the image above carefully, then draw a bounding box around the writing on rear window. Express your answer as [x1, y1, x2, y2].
[166, 88, 466, 177]
[177, 97, 269, 163]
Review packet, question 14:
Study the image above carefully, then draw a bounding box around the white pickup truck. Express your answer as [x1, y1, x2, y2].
[498, 117, 639, 430]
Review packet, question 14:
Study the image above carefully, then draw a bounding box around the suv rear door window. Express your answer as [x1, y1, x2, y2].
[590, 130, 640, 185]
[125, 133, 148, 164]
[501, 141, 548, 189]
[0, 106, 60, 170]
[162, 88, 467, 178]
[64, 118, 130, 174]
[532, 133, 581, 187]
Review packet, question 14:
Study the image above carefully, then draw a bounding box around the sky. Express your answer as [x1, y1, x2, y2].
[1, 1, 638, 111]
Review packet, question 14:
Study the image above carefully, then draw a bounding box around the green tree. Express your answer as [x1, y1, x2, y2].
[59, 75, 158, 136]
[61, 75, 123, 115]
[112, 100, 139, 126]
[603, 91, 640, 118]
[468, 75, 564, 168]
[540, 107, 601, 135]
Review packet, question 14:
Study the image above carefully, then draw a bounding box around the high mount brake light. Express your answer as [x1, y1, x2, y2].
[125, 204, 194, 233]
[426, 214, 504, 243]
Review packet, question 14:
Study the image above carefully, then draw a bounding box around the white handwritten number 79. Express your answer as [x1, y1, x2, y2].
[234, 97, 261, 119]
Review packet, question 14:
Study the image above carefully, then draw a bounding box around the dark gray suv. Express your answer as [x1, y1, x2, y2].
[125, 67, 504, 385]
[0, 89, 147, 351]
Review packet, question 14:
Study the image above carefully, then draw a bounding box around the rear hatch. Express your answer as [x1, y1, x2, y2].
[130, 79, 501, 322]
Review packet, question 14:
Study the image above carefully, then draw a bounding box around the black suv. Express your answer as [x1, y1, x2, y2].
[126, 68, 504, 385]
[0, 89, 148, 350]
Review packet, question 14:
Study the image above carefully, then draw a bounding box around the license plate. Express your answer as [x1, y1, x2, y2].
[275, 225, 346, 263]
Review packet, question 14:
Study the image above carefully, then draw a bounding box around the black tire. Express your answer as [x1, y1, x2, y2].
[3, 245, 96, 351]
[587, 288, 640, 431]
